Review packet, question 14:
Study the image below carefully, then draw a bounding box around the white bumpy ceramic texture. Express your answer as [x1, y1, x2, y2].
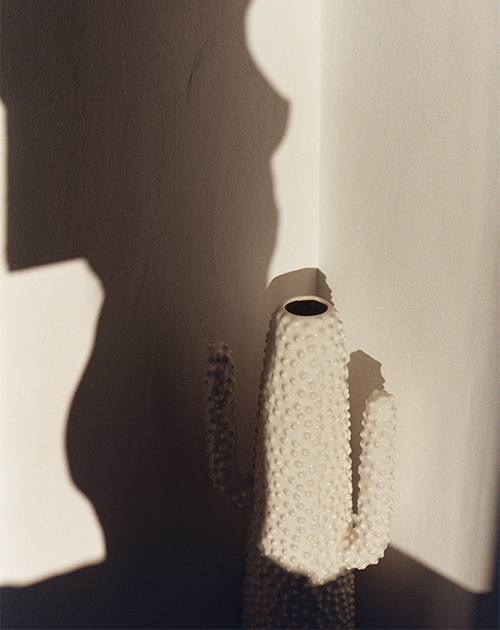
[205, 296, 397, 629]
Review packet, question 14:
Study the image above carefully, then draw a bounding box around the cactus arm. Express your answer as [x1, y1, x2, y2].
[205, 342, 254, 509]
[342, 389, 397, 571]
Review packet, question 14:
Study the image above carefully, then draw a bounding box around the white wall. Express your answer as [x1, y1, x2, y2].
[319, 0, 499, 593]
[246, 0, 321, 284]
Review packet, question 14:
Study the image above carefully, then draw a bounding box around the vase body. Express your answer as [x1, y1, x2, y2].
[205, 295, 396, 629]
[252, 296, 353, 585]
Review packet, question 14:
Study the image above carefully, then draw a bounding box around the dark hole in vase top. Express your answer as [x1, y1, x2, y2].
[285, 299, 328, 317]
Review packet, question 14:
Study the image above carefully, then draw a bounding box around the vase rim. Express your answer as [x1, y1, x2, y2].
[283, 295, 331, 317]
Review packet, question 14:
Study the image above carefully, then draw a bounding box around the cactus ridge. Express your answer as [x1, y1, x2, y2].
[205, 342, 254, 509]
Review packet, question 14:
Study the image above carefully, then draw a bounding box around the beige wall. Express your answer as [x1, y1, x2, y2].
[320, 0, 499, 594]
[0, 2, 290, 626]
[0, 0, 498, 627]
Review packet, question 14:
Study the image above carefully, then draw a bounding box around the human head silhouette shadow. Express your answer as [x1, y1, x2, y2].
[1, 2, 288, 627]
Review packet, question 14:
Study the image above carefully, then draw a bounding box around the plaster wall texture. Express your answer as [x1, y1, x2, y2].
[0, 2, 294, 626]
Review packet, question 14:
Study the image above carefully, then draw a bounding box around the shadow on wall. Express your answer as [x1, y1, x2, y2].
[3, 2, 496, 628]
[0, 1, 287, 628]
[354, 545, 499, 630]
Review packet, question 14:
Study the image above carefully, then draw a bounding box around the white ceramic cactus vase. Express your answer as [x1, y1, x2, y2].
[205, 296, 397, 629]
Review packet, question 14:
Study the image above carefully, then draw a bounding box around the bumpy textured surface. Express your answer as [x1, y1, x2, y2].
[242, 558, 355, 629]
[344, 390, 397, 571]
[252, 297, 397, 586]
[253, 298, 353, 586]
[205, 296, 397, 629]
[205, 342, 253, 509]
